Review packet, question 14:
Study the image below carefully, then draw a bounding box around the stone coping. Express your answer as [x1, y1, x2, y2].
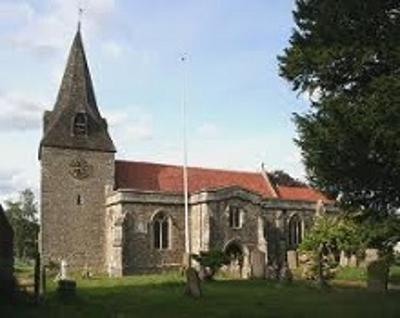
[106, 186, 337, 212]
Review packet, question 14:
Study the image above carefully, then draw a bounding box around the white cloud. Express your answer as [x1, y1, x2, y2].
[105, 107, 154, 145]
[5, 0, 117, 56]
[0, 167, 37, 204]
[0, 91, 47, 131]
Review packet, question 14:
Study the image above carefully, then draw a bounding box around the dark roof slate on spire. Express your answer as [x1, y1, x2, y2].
[40, 28, 115, 154]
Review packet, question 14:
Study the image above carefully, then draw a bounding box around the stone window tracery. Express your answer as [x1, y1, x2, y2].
[153, 212, 169, 250]
[288, 214, 303, 248]
[229, 206, 242, 229]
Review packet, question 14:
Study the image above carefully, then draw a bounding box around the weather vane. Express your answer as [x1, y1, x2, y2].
[181, 52, 188, 63]
[78, 0, 85, 30]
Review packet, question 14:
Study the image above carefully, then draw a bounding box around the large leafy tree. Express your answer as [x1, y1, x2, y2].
[4, 189, 39, 260]
[279, 0, 400, 222]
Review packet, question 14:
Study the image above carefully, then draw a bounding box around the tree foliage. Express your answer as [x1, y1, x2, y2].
[268, 170, 306, 187]
[301, 213, 400, 255]
[192, 250, 230, 280]
[278, 0, 400, 221]
[300, 214, 363, 255]
[4, 189, 39, 260]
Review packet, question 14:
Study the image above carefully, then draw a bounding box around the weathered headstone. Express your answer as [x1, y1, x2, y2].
[287, 250, 298, 270]
[349, 254, 358, 268]
[57, 259, 77, 298]
[365, 249, 380, 267]
[339, 251, 349, 267]
[250, 249, 265, 279]
[0, 204, 15, 302]
[184, 268, 202, 298]
[367, 259, 389, 292]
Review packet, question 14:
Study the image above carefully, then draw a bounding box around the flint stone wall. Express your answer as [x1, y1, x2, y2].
[41, 147, 115, 272]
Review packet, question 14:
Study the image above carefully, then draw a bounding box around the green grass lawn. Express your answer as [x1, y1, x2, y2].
[334, 265, 400, 285]
[2, 271, 400, 318]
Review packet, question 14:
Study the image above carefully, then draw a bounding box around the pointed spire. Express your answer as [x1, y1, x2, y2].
[40, 28, 115, 154]
[53, 27, 100, 117]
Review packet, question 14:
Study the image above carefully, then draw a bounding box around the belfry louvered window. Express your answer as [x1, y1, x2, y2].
[73, 112, 88, 136]
[153, 212, 169, 250]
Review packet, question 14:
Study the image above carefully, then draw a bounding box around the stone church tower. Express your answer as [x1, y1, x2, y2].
[39, 27, 116, 271]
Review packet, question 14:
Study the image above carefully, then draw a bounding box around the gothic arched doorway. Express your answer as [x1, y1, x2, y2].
[223, 241, 246, 278]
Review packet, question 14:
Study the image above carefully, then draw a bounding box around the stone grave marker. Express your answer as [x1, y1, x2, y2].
[250, 249, 265, 279]
[287, 250, 298, 270]
[184, 268, 202, 298]
[367, 259, 389, 292]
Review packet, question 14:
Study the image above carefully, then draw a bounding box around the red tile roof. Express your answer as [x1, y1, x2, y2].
[115, 160, 328, 202]
[115, 160, 275, 197]
[276, 185, 329, 203]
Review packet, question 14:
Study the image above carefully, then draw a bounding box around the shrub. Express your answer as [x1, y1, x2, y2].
[192, 250, 230, 281]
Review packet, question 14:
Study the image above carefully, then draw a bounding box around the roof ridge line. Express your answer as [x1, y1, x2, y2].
[115, 159, 263, 175]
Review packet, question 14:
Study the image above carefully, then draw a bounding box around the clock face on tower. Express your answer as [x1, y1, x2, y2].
[69, 158, 93, 180]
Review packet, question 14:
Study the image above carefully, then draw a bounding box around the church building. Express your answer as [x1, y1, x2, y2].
[39, 28, 333, 277]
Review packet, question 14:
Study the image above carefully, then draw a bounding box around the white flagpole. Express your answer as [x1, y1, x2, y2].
[181, 53, 191, 256]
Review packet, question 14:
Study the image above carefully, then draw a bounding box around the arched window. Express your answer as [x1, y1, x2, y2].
[288, 214, 303, 247]
[73, 112, 88, 136]
[229, 206, 241, 229]
[153, 212, 169, 250]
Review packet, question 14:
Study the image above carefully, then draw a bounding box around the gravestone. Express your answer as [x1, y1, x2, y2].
[250, 249, 265, 279]
[339, 251, 349, 267]
[184, 268, 202, 298]
[365, 249, 380, 267]
[349, 254, 358, 268]
[0, 204, 15, 301]
[367, 259, 389, 292]
[287, 250, 298, 270]
[57, 259, 77, 297]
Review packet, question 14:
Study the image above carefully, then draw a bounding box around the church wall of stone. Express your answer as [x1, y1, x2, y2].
[190, 202, 211, 254]
[116, 203, 186, 274]
[207, 199, 262, 253]
[40, 146, 114, 272]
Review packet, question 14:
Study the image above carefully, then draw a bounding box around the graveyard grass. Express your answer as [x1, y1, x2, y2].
[3, 267, 400, 318]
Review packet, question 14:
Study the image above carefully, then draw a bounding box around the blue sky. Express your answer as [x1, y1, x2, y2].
[0, 0, 309, 202]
